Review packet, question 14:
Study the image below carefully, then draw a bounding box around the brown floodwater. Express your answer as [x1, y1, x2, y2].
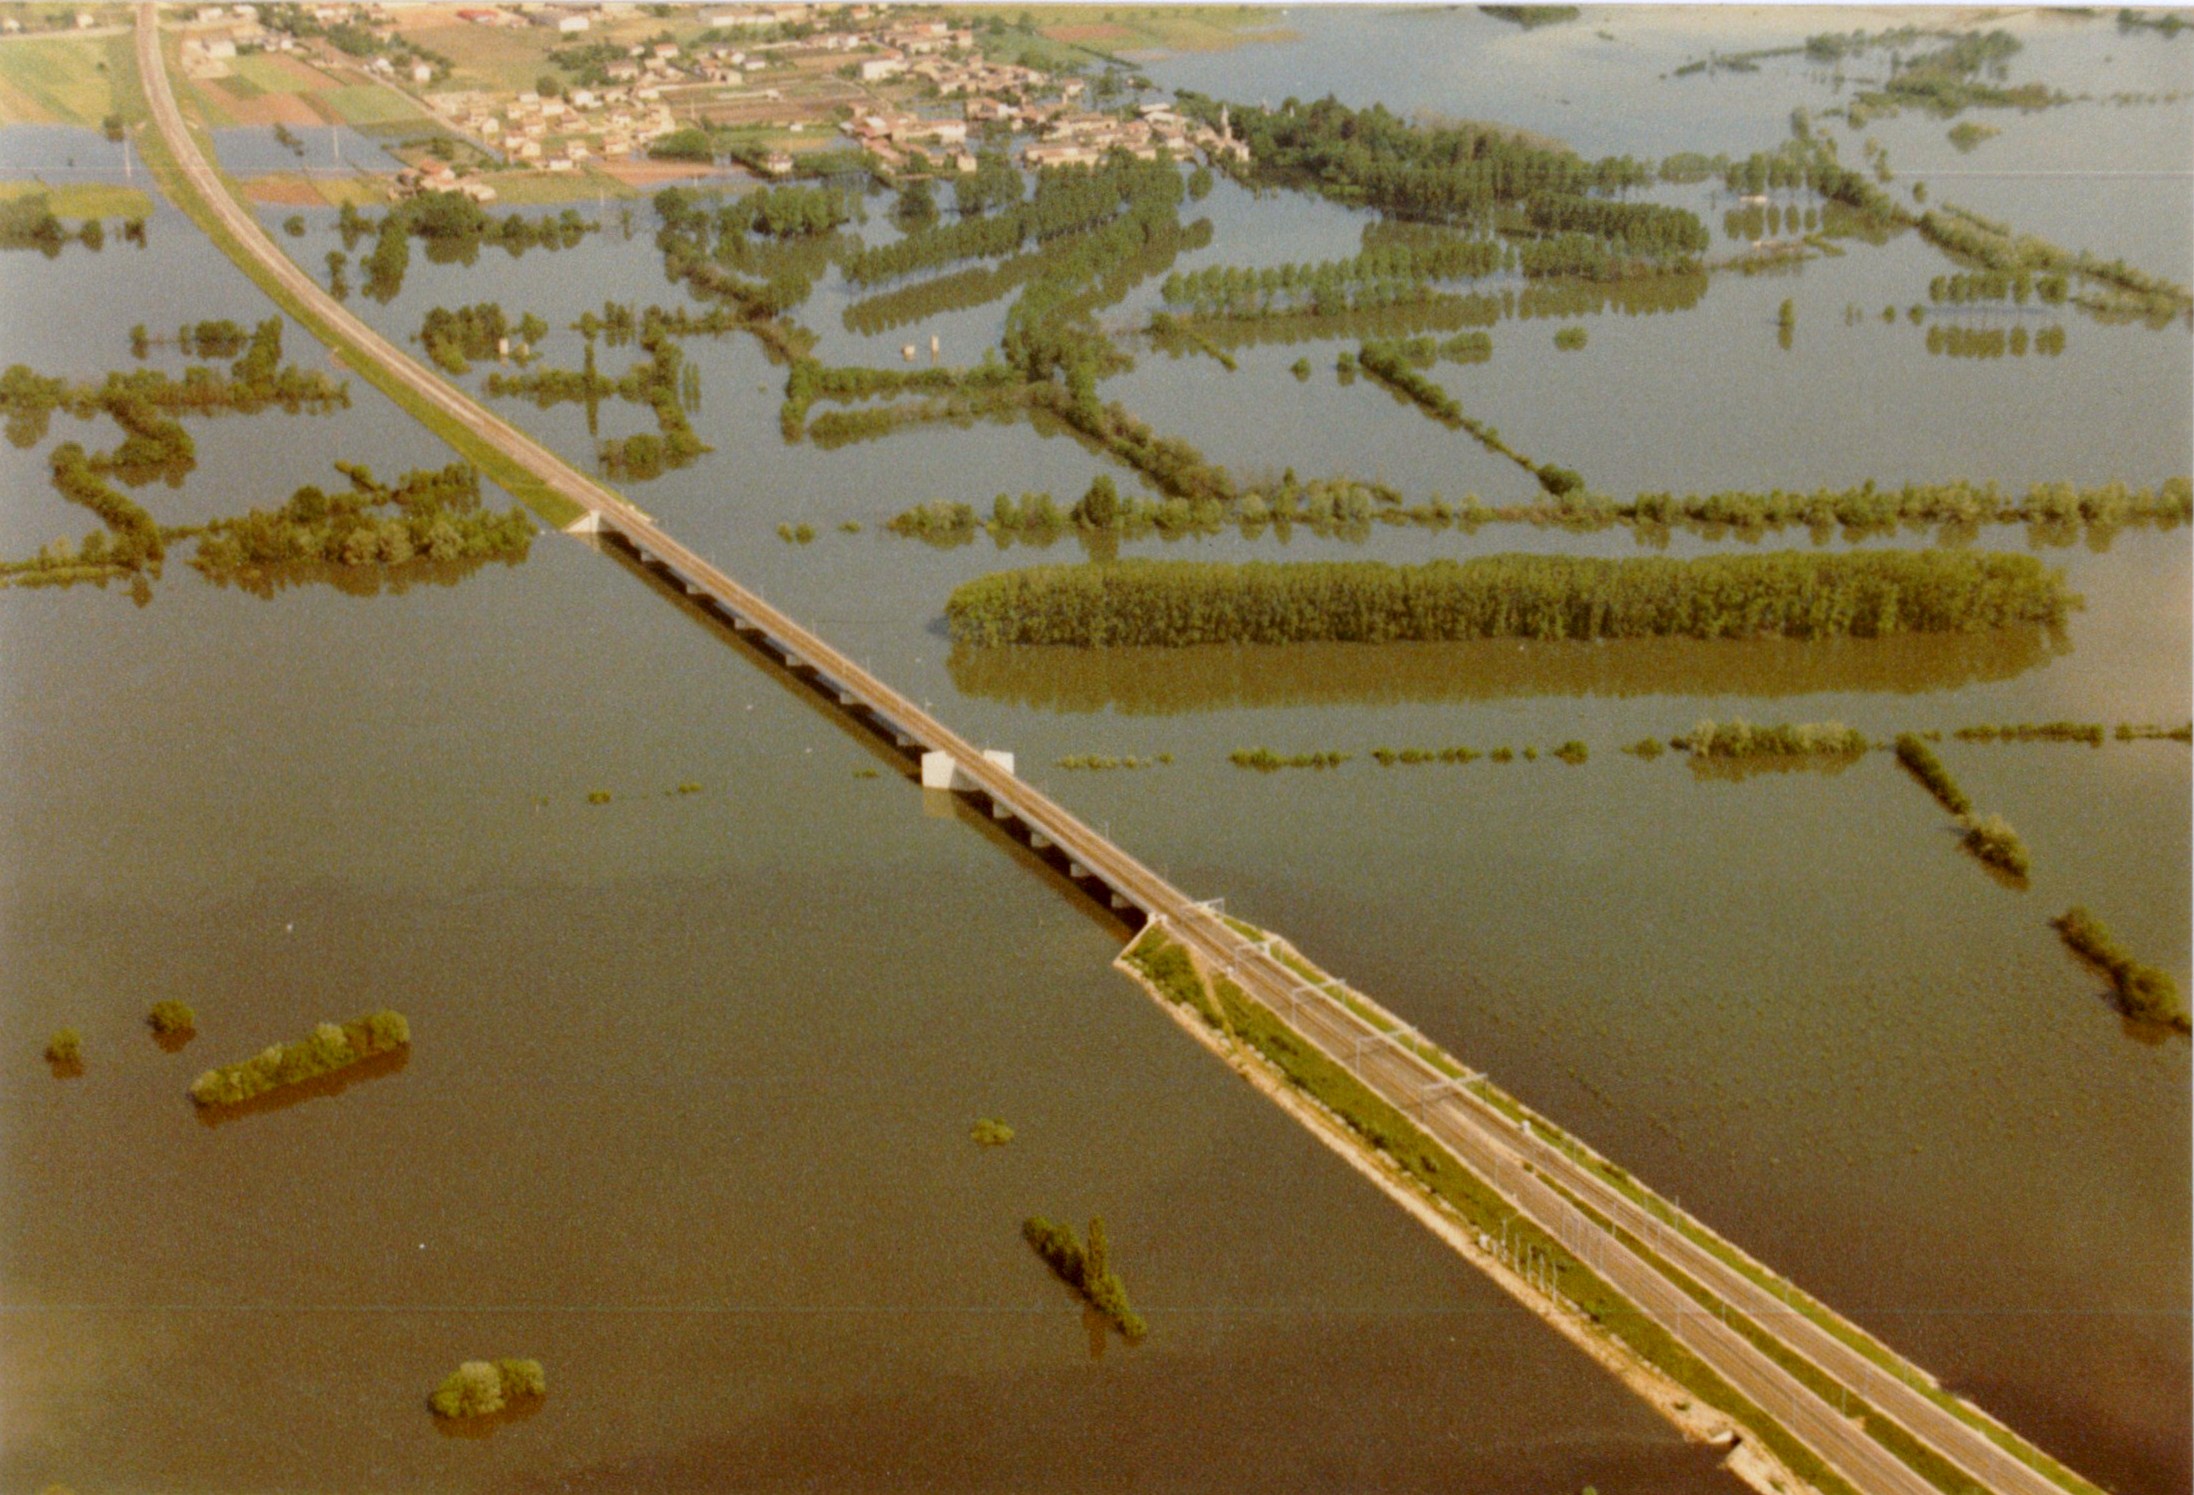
[6, 6, 2192, 1490]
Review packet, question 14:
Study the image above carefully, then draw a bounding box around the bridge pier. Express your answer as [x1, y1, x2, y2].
[920, 749, 1015, 792]
[1031, 832, 1052, 850]
[1069, 862, 1089, 879]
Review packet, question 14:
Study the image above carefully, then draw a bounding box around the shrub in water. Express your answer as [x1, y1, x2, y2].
[148, 1000, 196, 1035]
[189, 1011, 410, 1108]
[2052, 907, 2187, 1032]
[429, 1358, 545, 1419]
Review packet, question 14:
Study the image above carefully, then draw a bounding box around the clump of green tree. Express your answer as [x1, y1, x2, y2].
[45, 443, 165, 572]
[1056, 754, 1166, 770]
[1229, 748, 1350, 770]
[970, 1118, 1016, 1145]
[946, 551, 2078, 648]
[1158, 225, 1505, 319]
[1893, 733, 1971, 815]
[417, 303, 547, 375]
[718, 181, 859, 240]
[2052, 907, 2187, 1032]
[844, 157, 1179, 286]
[45, 1029, 82, 1065]
[1172, 92, 1692, 265]
[780, 351, 1017, 440]
[1893, 734, 2033, 879]
[2116, 721, 2194, 743]
[189, 1010, 410, 1108]
[429, 1358, 547, 1420]
[339, 193, 596, 302]
[1953, 722, 2104, 746]
[1684, 720, 1868, 759]
[1960, 813, 2031, 879]
[884, 474, 2185, 558]
[148, 1000, 197, 1035]
[1023, 1215, 1147, 1342]
[487, 317, 709, 480]
[0, 192, 119, 256]
[190, 462, 534, 580]
[1846, 31, 2065, 122]
[1625, 477, 2186, 539]
[1370, 746, 1482, 767]
[1352, 342, 1583, 495]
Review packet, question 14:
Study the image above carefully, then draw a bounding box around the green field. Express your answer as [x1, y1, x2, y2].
[954, 5, 1296, 65]
[324, 82, 428, 128]
[470, 166, 640, 205]
[0, 33, 125, 126]
[232, 50, 335, 95]
[0, 179, 153, 218]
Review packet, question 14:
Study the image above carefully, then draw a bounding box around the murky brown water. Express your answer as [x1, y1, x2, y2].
[5, 7, 2191, 1491]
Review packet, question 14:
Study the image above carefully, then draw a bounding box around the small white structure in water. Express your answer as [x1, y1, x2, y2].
[921, 749, 1013, 791]
[901, 343, 918, 361]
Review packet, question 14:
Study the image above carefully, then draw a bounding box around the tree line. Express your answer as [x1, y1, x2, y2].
[1354, 339, 1583, 495]
[842, 155, 1185, 286]
[485, 323, 709, 480]
[1175, 91, 1660, 226]
[1159, 228, 1505, 319]
[945, 550, 2078, 647]
[189, 1009, 411, 1109]
[2053, 907, 2187, 1032]
[189, 460, 535, 576]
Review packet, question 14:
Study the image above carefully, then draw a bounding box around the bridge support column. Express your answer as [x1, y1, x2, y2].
[1110, 891, 1131, 910]
[1031, 832, 1051, 850]
[1069, 862, 1089, 879]
[920, 749, 1015, 792]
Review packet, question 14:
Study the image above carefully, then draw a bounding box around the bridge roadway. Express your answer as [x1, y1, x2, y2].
[138, 12, 2068, 1494]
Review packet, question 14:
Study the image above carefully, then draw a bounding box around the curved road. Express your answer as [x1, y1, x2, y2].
[137, 10, 2074, 1494]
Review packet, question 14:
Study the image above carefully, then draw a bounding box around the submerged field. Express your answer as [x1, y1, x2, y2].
[3, 5, 2189, 1492]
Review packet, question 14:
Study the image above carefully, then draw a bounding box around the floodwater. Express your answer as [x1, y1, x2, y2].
[5, 7, 2191, 1493]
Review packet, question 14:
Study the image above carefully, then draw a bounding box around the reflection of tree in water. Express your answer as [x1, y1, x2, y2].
[948, 629, 2067, 716]
[198, 554, 521, 602]
[1685, 751, 1865, 783]
[192, 1044, 410, 1128]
